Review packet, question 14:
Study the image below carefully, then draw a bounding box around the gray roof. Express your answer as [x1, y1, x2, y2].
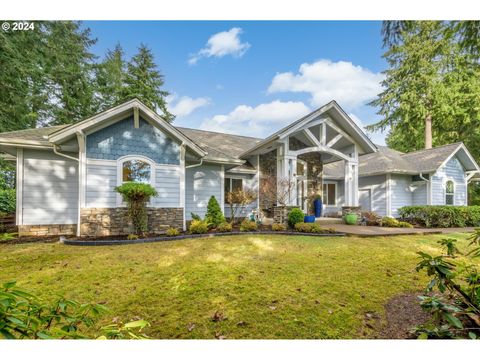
[324, 142, 466, 178]
[177, 127, 261, 163]
[0, 125, 69, 145]
[0, 121, 473, 176]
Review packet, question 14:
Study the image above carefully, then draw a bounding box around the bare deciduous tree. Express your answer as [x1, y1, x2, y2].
[225, 188, 257, 222]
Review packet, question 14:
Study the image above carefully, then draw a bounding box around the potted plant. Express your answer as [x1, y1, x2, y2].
[344, 210, 358, 225]
[313, 194, 322, 218]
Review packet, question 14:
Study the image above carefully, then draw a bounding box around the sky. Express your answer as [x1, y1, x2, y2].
[84, 21, 388, 144]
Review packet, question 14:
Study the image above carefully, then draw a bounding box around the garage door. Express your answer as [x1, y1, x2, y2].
[359, 189, 371, 211]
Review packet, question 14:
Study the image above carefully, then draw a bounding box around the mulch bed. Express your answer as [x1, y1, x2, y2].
[0, 235, 76, 245]
[373, 292, 432, 339]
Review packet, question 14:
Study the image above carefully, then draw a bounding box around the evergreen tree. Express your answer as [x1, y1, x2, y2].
[95, 43, 127, 111]
[123, 44, 174, 122]
[205, 196, 225, 228]
[41, 21, 98, 126]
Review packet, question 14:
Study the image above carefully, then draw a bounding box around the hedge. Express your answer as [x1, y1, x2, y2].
[398, 205, 480, 228]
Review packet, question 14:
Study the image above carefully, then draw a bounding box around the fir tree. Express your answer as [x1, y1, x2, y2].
[123, 44, 174, 122]
[205, 196, 225, 228]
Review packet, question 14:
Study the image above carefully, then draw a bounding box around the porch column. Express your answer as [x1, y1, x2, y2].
[344, 160, 358, 206]
[277, 142, 297, 206]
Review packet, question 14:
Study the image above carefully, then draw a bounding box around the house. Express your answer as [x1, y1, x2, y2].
[0, 99, 478, 236]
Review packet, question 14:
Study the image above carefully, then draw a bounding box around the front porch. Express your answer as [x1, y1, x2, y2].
[242, 103, 376, 218]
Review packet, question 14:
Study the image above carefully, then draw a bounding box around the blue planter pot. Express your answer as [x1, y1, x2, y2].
[313, 198, 322, 217]
[304, 215, 316, 223]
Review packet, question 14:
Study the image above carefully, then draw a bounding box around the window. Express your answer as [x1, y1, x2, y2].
[224, 178, 243, 201]
[322, 183, 336, 206]
[445, 180, 454, 205]
[122, 159, 152, 183]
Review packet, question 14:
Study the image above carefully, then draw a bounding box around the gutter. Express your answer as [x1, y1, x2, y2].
[185, 157, 203, 169]
[53, 144, 79, 162]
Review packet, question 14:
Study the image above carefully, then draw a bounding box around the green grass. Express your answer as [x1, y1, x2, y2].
[0, 233, 472, 339]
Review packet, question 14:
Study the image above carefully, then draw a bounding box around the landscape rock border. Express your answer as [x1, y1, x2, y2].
[62, 231, 345, 246]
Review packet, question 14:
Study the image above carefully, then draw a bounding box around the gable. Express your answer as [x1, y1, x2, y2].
[86, 116, 180, 165]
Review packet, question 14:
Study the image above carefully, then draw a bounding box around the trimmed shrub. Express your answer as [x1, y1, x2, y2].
[114, 183, 158, 234]
[287, 208, 305, 228]
[239, 219, 257, 232]
[217, 222, 233, 232]
[398, 205, 480, 228]
[205, 196, 225, 228]
[166, 228, 180, 237]
[294, 222, 332, 234]
[189, 220, 209, 234]
[361, 211, 381, 226]
[398, 221, 414, 228]
[271, 223, 287, 231]
[127, 234, 139, 240]
[381, 217, 400, 227]
[294, 222, 313, 233]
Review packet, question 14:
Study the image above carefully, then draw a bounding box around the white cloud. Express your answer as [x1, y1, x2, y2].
[167, 95, 210, 118]
[199, 100, 310, 137]
[267, 59, 384, 109]
[189, 27, 250, 65]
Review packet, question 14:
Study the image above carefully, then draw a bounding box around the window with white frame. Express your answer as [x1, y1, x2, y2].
[224, 177, 243, 202]
[445, 180, 454, 205]
[122, 159, 152, 183]
[322, 183, 336, 206]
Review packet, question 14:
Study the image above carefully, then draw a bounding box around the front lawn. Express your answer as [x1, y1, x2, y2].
[0, 233, 471, 339]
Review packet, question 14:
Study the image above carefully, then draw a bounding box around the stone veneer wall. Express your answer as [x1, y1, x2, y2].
[80, 207, 183, 236]
[18, 224, 77, 237]
[273, 206, 300, 225]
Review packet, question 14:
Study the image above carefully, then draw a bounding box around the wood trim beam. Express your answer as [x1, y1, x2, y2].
[327, 133, 343, 148]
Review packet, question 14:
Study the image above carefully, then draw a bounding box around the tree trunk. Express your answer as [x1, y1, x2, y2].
[425, 114, 432, 149]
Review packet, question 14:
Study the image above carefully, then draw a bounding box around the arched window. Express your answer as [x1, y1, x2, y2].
[120, 158, 152, 184]
[445, 180, 454, 205]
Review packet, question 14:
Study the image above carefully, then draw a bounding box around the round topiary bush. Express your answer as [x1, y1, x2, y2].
[114, 183, 158, 235]
[287, 208, 305, 228]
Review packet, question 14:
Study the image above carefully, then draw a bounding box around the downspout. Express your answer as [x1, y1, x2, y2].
[53, 144, 79, 162]
[185, 157, 203, 169]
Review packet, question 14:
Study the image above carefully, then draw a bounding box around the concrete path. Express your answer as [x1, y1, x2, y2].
[324, 224, 476, 237]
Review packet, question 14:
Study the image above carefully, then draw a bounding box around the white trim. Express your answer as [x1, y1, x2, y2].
[326, 133, 343, 148]
[436, 143, 480, 173]
[179, 144, 186, 231]
[444, 178, 455, 206]
[303, 128, 321, 147]
[220, 165, 225, 215]
[48, 99, 206, 157]
[290, 145, 356, 163]
[76, 131, 86, 236]
[15, 148, 23, 226]
[133, 106, 140, 128]
[0, 140, 52, 149]
[324, 118, 357, 146]
[386, 173, 392, 217]
[322, 181, 338, 207]
[86, 158, 117, 166]
[116, 155, 157, 207]
[320, 122, 327, 145]
[257, 154, 260, 211]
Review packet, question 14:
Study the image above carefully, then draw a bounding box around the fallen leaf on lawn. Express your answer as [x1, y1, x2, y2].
[211, 311, 227, 322]
[236, 321, 247, 327]
[269, 305, 277, 310]
[215, 332, 226, 339]
[187, 323, 196, 331]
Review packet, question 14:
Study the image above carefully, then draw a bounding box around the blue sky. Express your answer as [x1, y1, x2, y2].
[84, 21, 388, 144]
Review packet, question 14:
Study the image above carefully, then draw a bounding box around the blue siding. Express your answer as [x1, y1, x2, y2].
[412, 182, 427, 205]
[223, 172, 258, 219]
[86, 117, 180, 164]
[359, 175, 387, 217]
[431, 156, 467, 205]
[185, 164, 222, 220]
[390, 174, 412, 217]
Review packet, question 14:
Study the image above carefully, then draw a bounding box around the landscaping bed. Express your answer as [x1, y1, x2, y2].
[63, 229, 344, 246]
